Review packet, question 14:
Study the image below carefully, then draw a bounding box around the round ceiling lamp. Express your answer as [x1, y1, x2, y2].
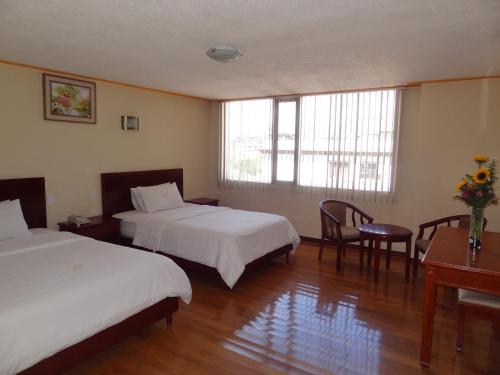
[206, 46, 242, 63]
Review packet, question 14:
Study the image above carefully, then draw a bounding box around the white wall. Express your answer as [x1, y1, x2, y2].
[210, 79, 500, 242]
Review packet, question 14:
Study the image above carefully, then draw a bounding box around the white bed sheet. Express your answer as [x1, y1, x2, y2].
[0, 231, 191, 374]
[113, 204, 300, 288]
[29, 227, 56, 236]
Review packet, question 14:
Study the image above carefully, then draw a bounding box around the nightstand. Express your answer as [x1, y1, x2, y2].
[184, 197, 219, 206]
[58, 215, 122, 244]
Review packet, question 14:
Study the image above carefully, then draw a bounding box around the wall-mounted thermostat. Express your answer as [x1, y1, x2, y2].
[121, 116, 139, 130]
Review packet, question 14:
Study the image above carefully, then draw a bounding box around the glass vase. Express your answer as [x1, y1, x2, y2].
[469, 207, 484, 249]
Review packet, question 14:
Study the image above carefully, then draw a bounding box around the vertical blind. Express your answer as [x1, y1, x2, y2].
[220, 89, 401, 200]
[299, 90, 400, 195]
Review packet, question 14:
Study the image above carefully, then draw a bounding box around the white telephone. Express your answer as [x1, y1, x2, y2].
[67, 215, 90, 227]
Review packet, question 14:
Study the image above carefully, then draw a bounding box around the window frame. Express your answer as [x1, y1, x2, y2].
[272, 97, 300, 185]
[221, 89, 401, 196]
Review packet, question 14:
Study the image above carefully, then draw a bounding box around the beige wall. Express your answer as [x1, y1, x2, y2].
[211, 79, 500, 243]
[2, 62, 498, 240]
[0, 64, 214, 228]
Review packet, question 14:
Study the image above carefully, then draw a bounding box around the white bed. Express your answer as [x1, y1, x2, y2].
[113, 203, 300, 288]
[0, 229, 191, 375]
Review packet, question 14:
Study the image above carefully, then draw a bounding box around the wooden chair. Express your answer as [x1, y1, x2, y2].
[456, 289, 500, 351]
[319, 199, 373, 271]
[413, 215, 488, 276]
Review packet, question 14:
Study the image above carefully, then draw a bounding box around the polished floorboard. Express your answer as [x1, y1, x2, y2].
[69, 242, 500, 374]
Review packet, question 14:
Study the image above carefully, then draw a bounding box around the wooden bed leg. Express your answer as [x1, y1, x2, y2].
[285, 252, 290, 264]
[165, 314, 173, 326]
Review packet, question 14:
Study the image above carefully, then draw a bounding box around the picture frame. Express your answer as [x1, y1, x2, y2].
[43, 73, 96, 124]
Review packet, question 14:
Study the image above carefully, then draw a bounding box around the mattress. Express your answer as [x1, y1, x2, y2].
[113, 204, 300, 288]
[118, 203, 195, 239]
[120, 220, 137, 239]
[0, 230, 192, 374]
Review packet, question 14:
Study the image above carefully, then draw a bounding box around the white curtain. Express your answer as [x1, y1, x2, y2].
[219, 89, 402, 201]
[298, 89, 401, 202]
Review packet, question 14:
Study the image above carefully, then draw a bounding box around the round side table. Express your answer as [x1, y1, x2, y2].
[358, 223, 413, 283]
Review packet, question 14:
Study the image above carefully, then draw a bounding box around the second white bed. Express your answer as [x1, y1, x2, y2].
[113, 204, 300, 288]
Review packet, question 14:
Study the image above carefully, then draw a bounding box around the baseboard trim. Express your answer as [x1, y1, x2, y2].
[299, 235, 409, 258]
[300, 235, 322, 244]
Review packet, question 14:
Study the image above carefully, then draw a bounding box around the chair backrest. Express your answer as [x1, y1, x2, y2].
[457, 216, 471, 229]
[319, 199, 374, 240]
[419, 214, 488, 241]
[321, 201, 347, 226]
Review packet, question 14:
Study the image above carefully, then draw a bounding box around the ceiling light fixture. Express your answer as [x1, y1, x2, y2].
[206, 46, 242, 63]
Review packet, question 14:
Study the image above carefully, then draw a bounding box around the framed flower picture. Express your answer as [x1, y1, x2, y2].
[43, 73, 96, 124]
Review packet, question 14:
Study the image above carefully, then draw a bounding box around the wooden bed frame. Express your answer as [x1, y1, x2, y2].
[101, 169, 294, 285]
[0, 177, 179, 374]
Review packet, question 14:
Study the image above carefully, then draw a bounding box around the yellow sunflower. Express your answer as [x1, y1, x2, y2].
[473, 154, 489, 163]
[472, 167, 491, 184]
[456, 179, 468, 192]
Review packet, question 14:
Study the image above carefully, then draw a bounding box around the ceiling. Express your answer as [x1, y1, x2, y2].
[1, 0, 499, 100]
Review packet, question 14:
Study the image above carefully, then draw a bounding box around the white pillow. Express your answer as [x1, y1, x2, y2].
[136, 182, 185, 213]
[0, 199, 32, 240]
[166, 183, 184, 209]
[130, 188, 146, 211]
[131, 184, 169, 212]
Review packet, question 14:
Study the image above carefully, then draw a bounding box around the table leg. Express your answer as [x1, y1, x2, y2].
[359, 238, 365, 269]
[374, 239, 381, 283]
[456, 304, 465, 351]
[405, 239, 411, 282]
[367, 239, 373, 266]
[420, 266, 437, 367]
[413, 241, 419, 276]
[494, 320, 500, 339]
[386, 241, 392, 270]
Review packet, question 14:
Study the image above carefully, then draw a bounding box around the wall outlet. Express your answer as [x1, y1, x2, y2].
[90, 190, 98, 205]
[46, 194, 55, 205]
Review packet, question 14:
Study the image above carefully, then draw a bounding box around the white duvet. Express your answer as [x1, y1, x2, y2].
[114, 204, 300, 288]
[0, 231, 191, 375]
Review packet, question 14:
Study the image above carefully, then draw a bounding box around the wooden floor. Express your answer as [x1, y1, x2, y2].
[69, 242, 500, 375]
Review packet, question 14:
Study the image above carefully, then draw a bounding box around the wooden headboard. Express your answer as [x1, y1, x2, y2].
[101, 169, 183, 216]
[0, 177, 47, 228]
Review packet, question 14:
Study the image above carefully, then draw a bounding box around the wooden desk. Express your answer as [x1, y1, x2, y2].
[420, 227, 500, 367]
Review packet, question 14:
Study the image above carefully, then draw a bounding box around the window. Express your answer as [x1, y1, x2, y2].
[360, 162, 379, 180]
[274, 99, 299, 183]
[221, 89, 400, 196]
[329, 160, 350, 180]
[222, 99, 273, 183]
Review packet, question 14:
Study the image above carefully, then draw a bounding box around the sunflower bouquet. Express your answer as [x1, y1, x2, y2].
[455, 155, 497, 208]
[455, 155, 497, 248]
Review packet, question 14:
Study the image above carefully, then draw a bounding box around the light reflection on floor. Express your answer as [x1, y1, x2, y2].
[223, 282, 382, 374]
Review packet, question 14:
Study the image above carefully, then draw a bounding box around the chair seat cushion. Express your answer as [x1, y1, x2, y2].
[326, 226, 360, 241]
[459, 289, 500, 310]
[415, 239, 431, 254]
